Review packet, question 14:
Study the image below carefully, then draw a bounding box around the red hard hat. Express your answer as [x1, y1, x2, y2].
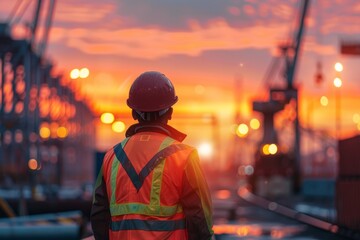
[127, 71, 178, 112]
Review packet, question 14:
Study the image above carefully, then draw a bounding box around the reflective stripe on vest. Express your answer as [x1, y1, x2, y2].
[110, 219, 186, 231]
[109, 136, 188, 217]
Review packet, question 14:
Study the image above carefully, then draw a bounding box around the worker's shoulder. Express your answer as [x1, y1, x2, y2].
[170, 140, 197, 154]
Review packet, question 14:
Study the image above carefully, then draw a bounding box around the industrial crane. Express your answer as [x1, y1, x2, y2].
[1, 0, 94, 214]
[250, 0, 310, 195]
[5, 0, 56, 56]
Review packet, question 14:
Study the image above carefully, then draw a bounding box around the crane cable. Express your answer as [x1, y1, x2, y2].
[7, 0, 32, 26]
[7, 0, 23, 23]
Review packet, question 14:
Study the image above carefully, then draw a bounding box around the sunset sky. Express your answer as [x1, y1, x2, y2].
[1, 0, 360, 165]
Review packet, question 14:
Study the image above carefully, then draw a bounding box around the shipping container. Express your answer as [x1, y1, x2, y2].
[338, 135, 360, 177]
[336, 177, 360, 231]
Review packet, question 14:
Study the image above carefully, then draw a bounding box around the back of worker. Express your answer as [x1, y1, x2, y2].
[91, 71, 213, 240]
[103, 131, 190, 239]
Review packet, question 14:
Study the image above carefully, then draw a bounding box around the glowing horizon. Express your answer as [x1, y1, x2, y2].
[1, 0, 360, 163]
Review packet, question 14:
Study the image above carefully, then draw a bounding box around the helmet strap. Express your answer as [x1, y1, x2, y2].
[133, 108, 173, 123]
[132, 110, 139, 120]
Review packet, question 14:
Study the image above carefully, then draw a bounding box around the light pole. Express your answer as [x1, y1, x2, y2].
[334, 62, 343, 139]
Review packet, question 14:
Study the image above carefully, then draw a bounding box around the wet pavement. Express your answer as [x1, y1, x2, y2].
[213, 197, 344, 240]
[82, 176, 359, 240]
[210, 180, 360, 240]
[81, 191, 355, 240]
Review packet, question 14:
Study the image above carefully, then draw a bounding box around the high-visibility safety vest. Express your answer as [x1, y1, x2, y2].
[97, 131, 214, 240]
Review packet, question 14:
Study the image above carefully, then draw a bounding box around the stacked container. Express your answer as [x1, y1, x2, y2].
[336, 135, 360, 231]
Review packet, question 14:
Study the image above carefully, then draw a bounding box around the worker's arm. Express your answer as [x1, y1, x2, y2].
[90, 165, 110, 240]
[180, 149, 214, 240]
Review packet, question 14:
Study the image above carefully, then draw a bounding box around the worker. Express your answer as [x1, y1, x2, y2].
[90, 71, 214, 240]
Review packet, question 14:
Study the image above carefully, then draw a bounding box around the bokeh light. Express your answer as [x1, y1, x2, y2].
[28, 159, 38, 170]
[262, 144, 270, 155]
[79, 68, 90, 78]
[101, 112, 115, 124]
[198, 142, 213, 158]
[250, 118, 260, 130]
[112, 121, 126, 133]
[70, 68, 80, 79]
[334, 62, 343, 72]
[57, 126, 68, 138]
[320, 96, 328, 106]
[262, 143, 278, 155]
[236, 123, 249, 137]
[333, 77, 342, 88]
[215, 189, 231, 200]
[39, 126, 51, 139]
[353, 113, 360, 123]
[244, 165, 254, 175]
[268, 144, 278, 155]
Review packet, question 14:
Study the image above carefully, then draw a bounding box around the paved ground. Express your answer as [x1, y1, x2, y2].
[82, 173, 359, 240]
[213, 196, 345, 240]
[210, 175, 359, 240]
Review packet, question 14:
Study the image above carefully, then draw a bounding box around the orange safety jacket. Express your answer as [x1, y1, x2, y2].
[91, 123, 214, 240]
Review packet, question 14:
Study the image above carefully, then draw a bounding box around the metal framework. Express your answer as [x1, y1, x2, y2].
[251, 0, 310, 193]
[0, 18, 95, 189]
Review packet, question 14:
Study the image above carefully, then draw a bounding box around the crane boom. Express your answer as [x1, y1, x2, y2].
[251, 0, 310, 195]
[30, 0, 43, 47]
[38, 0, 56, 56]
[287, 0, 310, 89]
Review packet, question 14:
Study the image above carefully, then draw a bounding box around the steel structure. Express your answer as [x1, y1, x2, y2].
[250, 0, 310, 194]
[0, 1, 95, 192]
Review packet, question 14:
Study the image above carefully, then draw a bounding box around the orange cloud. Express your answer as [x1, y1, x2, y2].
[321, 15, 360, 35]
[54, 2, 115, 23]
[51, 20, 292, 59]
[271, 3, 294, 19]
[303, 36, 337, 55]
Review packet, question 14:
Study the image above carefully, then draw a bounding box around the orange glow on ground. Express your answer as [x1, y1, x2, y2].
[238, 186, 250, 197]
[215, 190, 231, 200]
[213, 224, 262, 236]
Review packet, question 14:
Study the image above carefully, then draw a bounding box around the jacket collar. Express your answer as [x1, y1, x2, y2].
[125, 123, 187, 142]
